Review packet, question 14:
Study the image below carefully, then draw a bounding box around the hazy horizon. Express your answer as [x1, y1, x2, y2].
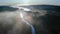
[0, 0, 60, 6]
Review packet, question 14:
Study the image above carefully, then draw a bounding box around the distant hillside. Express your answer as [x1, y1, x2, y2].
[0, 6, 18, 12]
[19, 5, 60, 16]
[20, 5, 60, 11]
[0, 5, 60, 12]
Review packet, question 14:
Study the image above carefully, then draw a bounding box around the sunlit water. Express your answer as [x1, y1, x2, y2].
[20, 12, 35, 34]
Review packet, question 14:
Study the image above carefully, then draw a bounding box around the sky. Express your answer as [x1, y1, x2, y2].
[0, 0, 60, 5]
